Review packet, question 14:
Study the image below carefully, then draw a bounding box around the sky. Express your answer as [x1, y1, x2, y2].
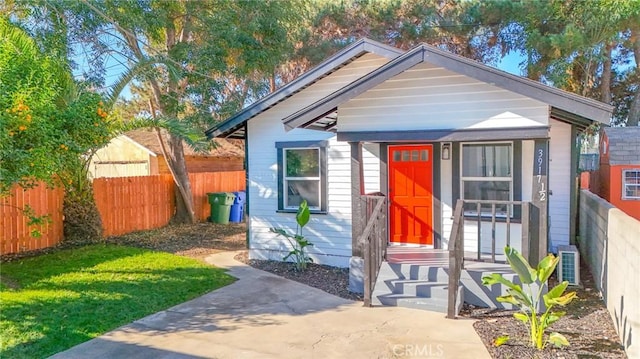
[74, 46, 526, 103]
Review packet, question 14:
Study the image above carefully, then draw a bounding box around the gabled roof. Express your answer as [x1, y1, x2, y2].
[283, 43, 613, 132]
[603, 126, 640, 165]
[126, 129, 244, 158]
[205, 38, 403, 139]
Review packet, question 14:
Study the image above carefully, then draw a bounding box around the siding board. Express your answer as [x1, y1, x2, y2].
[339, 64, 549, 132]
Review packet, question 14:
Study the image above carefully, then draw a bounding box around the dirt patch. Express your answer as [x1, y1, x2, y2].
[234, 251, 363, 302]
[465, 258, 627, 358]
[1, 222, 247, 263]
[103, 222, 247, 261]
[0, 275, 21, 290]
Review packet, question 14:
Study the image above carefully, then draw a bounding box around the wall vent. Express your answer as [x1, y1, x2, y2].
[557, 245, 580, 285]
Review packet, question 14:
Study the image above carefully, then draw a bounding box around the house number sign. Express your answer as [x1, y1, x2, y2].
[534, 140, 548, 202]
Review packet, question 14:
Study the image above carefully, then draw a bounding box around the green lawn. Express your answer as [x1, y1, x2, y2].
[0, 244, 235, 359]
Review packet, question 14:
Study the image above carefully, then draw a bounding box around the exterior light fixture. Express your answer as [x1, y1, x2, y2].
[442, 143, 451, 160]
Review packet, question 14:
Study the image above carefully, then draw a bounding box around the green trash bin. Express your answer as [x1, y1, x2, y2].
[207, 192, 236, 224]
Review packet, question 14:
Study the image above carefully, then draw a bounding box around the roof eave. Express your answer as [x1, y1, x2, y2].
[283, 43, 614, 132]
[205, 38, 403, 139]
[418, 45, 613, 125]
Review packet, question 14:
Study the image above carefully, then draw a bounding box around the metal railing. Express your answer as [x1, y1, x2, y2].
[361, 195, 387, 307]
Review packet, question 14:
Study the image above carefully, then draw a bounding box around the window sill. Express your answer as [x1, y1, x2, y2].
[276, 209, 328, 215]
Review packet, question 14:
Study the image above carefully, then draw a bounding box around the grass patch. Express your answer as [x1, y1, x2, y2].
[0, 244, 235, 359]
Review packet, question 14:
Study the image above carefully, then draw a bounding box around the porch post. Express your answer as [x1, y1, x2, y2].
[531, 139, 549, 263]
[350, 141, 365, 257]
[348, 141, 365, 293]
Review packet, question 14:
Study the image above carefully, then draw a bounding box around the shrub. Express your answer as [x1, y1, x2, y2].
[482, 246, 577, 349]
[270, 200, 314, 271]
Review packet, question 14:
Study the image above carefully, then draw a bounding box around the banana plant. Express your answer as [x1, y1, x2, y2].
[270, 200, 314, 271]
[482, 246, 577, 350]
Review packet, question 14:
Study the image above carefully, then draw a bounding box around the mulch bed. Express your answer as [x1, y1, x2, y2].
[463, 258, 627, 358]
[234, 250, 364, 302]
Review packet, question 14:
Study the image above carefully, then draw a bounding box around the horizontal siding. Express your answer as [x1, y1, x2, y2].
[442, 140, 537, 250]
[248, 114, 353, 265]
[250, 53, 391, 126]
[244, 53, 396, 266]
[548, 119, 572, 251]
[338, 63, 549, 132]
[363, 143, 381, 193]
[462, 221, 524, 254]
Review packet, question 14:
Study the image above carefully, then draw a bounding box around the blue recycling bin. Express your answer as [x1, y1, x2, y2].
[229, 191, 246, 223]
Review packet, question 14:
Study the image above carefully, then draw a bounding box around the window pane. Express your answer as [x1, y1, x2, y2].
[286, 149, 319, 177]
[463, 180, 510, 212]
[462, 144, 511, 177]
[286, 180, 320, 208]
[625, 185, 640, 198]
[412, 150, 419, 161]
[625, 170, 640, 184]
[402, 150, 410, 161]
[421, 150, 429, 161]
[393, 151, 401, 162]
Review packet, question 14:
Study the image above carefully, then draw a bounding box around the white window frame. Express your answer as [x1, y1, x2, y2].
[622, 169, 640, 200]
[283, 147, 322, 210]
[460, 141, 514, 216]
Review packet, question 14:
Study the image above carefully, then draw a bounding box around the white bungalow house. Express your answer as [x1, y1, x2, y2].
[206, 39, 612, 313]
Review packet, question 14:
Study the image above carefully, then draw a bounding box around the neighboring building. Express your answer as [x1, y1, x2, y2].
[89, 129, 244, 179]
[595, 127, 640, 220]
[206, 39, 612, 301]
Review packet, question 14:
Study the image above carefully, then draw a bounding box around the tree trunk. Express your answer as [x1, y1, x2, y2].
[627, 29, 640, 126]
[601, 42, 612, 104]
[628, 92, 640, 127]
[166, 134, 197, 224]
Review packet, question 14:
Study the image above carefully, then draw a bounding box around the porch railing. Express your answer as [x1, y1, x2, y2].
[447, 199, 465, 319]
[447, 199, 541, 318]
[361, 195, 387, 307]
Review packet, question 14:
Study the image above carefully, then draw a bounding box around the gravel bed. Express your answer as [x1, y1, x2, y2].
[234, 251, 363, 302]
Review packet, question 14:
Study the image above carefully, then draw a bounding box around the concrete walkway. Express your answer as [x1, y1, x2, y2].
[50, 252, 490, 359]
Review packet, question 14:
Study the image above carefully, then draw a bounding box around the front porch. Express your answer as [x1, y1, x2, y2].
[355, 195, 548, 317]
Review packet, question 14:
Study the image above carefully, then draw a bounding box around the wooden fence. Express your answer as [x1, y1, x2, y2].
[0, 183, 64, 255]
[93, 175, 176, 237]
[189, 171, 246, 222]
[94, 171, 246, 236]
[1, 171, 246, 254]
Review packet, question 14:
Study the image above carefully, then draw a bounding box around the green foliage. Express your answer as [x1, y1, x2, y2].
[0, 244, 235, 359]
[270, 200, 314, 271]
[0, 18, 113, 195]
[482, 246, 577, 350]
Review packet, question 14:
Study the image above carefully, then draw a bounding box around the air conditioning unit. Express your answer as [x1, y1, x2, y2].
[557, 245, 580, 285]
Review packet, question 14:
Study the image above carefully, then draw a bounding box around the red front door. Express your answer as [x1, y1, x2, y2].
[388, 145, 434, 245]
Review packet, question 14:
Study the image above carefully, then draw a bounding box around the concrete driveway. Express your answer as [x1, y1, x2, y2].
[50, 251, 490, 359]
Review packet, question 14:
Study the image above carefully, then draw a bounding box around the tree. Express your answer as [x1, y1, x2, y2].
[0, 17, 112, 194]
[274, 0, 511, 90]
[26, 0, 303, 223]
[479, 0, 640, 126]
